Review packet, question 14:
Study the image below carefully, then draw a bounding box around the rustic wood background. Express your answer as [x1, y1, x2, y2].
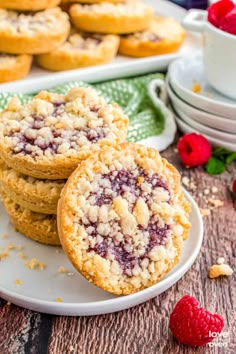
[0, 142, 235, 354]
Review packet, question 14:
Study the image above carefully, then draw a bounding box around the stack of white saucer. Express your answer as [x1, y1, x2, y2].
[167, 56, 236, 151]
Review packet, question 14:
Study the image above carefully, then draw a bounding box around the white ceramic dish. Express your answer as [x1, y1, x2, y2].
[168, 55, 236, 120]
[173, 105, 236, 143]
[0, 0, 201, 94]
[0, 190, 203, 316]
[167, 79, 236, 134]
[175, 117, 236, 151]
[183, 10, 236, 100]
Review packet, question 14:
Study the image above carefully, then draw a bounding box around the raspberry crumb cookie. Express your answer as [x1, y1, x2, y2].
[1, 192, 60, 245]
[0, 164, 65, 214]
[69, 1, 154, 34]
[58, 143, 191, 295]
[0, 0, 61, 11]
[0, 54, 32, 83]
[0, 88, 128, 179]
[119, 17, 186, 57]
[0, 8, 70, 55]
[36, 31, 120, 71]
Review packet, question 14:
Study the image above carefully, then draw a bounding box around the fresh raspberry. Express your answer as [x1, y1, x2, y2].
[208, 0, 235, 28]
[219, 6, 236, 35]
[169, 295, 224, 347]
[232, 179, 236, 193]
[177, 133, 212, 168]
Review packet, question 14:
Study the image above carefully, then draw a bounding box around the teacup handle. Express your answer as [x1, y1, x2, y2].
[182, 9, 207, 33]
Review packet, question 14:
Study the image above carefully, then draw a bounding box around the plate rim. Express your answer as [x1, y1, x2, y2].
[0, 190, 203, 316]
[175, 116, 236, 150]
[167, 78, 236, 129]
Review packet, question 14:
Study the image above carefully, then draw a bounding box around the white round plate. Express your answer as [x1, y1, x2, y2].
[173, 107, 236, 143]
[168, 55, 236, 120]
[167, 80, 236, 133]
[175, 116, 236, 151]
[0, 190, 203, 316]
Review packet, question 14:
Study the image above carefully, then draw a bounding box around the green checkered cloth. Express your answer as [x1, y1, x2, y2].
[0, 73, 166, 143]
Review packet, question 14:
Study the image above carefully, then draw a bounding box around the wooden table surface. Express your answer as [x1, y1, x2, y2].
[0, 142, 235, 354]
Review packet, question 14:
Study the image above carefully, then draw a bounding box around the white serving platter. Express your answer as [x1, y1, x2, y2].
[0, 190, 203, 316]
[0, 0, 201, 94]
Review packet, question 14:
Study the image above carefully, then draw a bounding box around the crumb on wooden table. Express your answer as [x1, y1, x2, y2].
[208, 198, 224, 208]
[208, 264, 233, 278]
[200, 208, 211, 217]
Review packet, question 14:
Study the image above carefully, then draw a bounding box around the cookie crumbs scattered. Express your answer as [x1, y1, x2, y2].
[67, 272, 74, 276]
[200, 208, 211, 217]
[15, 279, 22, 285]
[208, 198, 224, 208]
[55, 297, 63, 302]
[1, 233, 8, 239]
[16, 245, 24, 251]
[208, 264, 233, 279]
[204, 188, 210, 195]
[58, 266, 67, 273]
[18, 252, 26, 259]
[182, 176, 196, 191]
[217, 257, 225, 265]
[211, 186, 218, 194]
[69, 345, 75, 352]
[24, 258, 46, 270]
[191, 82, 201, 93]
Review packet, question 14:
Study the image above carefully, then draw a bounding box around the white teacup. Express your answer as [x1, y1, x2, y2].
[183, 10, 236, 100]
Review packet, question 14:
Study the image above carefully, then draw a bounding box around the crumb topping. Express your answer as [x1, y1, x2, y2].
[123, 17, 185, 42]
[61, 32, 104, 51]
[0, 8, 69, 35]
[63, 144, 189, 283]
[0, 87, 127, 161]
[72, 2, 153, 16]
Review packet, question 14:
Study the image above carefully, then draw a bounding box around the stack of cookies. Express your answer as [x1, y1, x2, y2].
[0, 86, 191, 295]
[0, 0, 186, 82]
[0, 0, 70, 82]
[0, 87, 128, 245]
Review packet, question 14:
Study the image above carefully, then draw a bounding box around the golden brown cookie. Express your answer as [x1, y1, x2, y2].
[1, 191, 60, 245]
[36, 31, 119, 71]
[0, 0, 61, 11]
[58, 142, 191, 295]
[63, 0, 125, 3]
[119, 16, 186, 57]
[0, 53, 32, 83]
[0, 163, 65, 214]
[69, 1, 154, 34]
[0, 8, 70, 55]
[0, 88, 128, 180]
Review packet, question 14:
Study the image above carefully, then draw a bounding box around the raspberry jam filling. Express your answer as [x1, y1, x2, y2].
[86, 169, 171, 275]
[9, 101, 107, 157]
